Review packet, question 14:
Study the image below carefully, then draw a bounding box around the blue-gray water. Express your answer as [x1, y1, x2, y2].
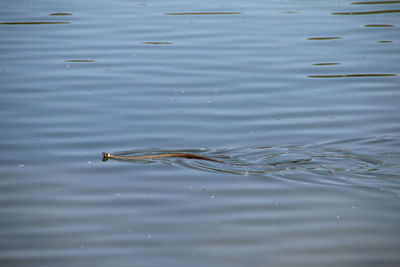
[1, 0, 400, 266]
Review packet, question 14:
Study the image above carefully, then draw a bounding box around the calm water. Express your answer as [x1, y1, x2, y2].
[1, 0, 400, 266]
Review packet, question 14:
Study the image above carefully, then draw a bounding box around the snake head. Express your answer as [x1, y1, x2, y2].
[102, 152, 110, 162]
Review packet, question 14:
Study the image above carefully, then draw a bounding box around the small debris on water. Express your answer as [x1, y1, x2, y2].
[49, 13, 73, 16]
[18, 164, 25, 168]
[65, 59, 96, 63]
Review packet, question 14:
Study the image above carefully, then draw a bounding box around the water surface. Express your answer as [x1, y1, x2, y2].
[1, 0, 399, 266]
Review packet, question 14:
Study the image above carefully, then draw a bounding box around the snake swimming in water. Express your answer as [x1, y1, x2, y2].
[102, 152, 225, 163]
[102, 152, 312, 167]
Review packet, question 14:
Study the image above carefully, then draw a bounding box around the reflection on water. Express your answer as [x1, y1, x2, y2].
[333, 9, 400, 15]
[352, 1, 400, 4]
[364, 24, 394, 27]
[142, 42, 175, 45]
[313, 63, 341, 66]
[164, 12, 242, 15]
[0, 22, 70, 25]
[48, 13, 73, 16]
[308, 74, 397, 78]
[307, 37, 342, 40]
[64, 59, 96, 62]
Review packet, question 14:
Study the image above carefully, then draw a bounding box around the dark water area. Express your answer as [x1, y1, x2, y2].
[1, 0, 400, 266]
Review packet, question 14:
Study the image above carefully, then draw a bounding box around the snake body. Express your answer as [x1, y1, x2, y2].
[102, 152, 224, 163]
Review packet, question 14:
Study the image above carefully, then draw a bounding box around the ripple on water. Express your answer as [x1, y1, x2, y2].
[101, 141, 396, 186]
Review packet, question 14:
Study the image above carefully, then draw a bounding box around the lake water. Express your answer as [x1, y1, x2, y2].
[1, 0, 400, 266]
